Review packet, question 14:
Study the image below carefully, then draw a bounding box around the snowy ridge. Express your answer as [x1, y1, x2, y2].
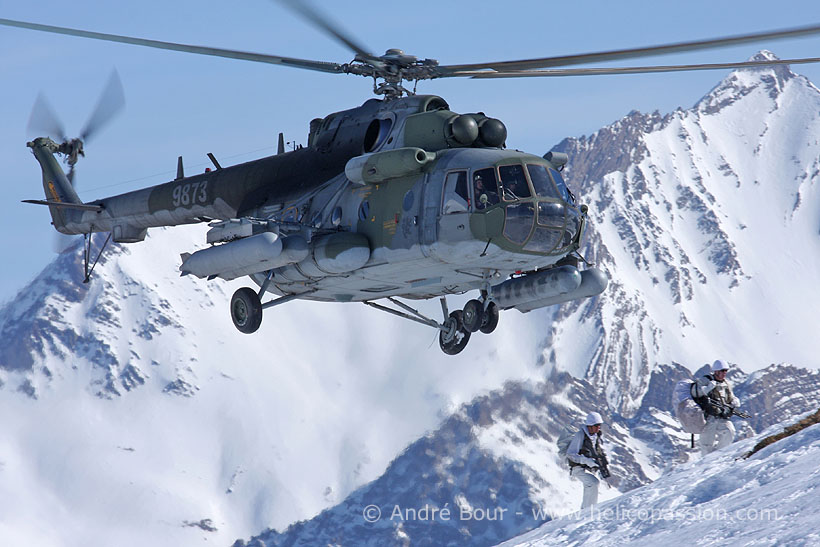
[547, 53, 820, 415]
[499, 416, 820, 547]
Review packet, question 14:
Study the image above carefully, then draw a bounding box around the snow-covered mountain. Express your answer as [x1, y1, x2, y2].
[544, 51, 820, 415]
[239, 363, 820, 546]
[500, 413, 820, 547]
[2, 52, 819, 546]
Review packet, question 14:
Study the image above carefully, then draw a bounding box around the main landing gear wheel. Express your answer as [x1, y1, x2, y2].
[231, 287, 263, 334]
[439, 310, 471, 355]
[479, 301, 499, 334]
[461, 299, 484, 333]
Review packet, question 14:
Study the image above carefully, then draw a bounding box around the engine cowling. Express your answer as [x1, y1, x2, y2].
[345, 147, 436, 185]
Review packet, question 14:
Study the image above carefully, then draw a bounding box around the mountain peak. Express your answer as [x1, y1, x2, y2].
[695, 49, 796, 114]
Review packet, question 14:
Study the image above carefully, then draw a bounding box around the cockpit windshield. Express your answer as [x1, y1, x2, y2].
[526, 164, 559, 199]
[467, 162, 581, 254]
[549, 167, 574, 204]
[499, 164, 531, 201]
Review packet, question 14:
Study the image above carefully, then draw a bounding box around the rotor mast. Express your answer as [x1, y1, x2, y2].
[342, 49, 440, 99]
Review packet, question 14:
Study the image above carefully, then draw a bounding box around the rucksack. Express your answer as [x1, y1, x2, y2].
[673, 379, 707, 434]
[556, 425, 578, 459]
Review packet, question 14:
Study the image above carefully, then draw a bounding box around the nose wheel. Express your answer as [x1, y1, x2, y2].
[461, 298, 499, 334]
[461, 299, 484, 332]
[479, 301, 499, 334]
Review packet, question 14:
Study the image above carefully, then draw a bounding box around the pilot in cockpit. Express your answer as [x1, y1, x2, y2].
[473, 172, 499, 210]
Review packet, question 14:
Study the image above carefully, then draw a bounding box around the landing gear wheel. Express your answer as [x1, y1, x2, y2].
[439, 310, 471, 355]
[231, 287, 263, 334]
[479, 301, 499, 334]
[461, 299, 484, 333]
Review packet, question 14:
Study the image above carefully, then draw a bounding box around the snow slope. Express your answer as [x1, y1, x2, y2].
[500, 416, 820, 547]
[241, 363, 820, 546]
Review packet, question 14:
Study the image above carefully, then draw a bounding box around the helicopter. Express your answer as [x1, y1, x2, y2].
[4, 4, 820, 355]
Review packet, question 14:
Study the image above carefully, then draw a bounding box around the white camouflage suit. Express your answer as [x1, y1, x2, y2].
[694, 374, 741, 455]
[566, 427, 603, 509]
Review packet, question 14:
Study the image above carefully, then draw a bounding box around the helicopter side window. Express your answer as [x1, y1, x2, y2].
[527, 164, 560, 199]
[499, 164, 531, 201]
[472, 168, 499, 210]
[442, 171, 469, 214]
[549, 168, 575, 204]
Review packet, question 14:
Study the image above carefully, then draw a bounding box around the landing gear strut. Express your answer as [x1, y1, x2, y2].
[230, 272, 315, 334]
[363, 294, 500, 355]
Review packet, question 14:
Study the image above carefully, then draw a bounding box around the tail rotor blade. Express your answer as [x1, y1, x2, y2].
[52, 232, 80, 254]
[27, 93, 67, 141]
[80, 69, 125, 142]
[67, 164, 77, 188]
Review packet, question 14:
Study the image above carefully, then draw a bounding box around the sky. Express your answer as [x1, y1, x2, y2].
[3, 0, 820, 303]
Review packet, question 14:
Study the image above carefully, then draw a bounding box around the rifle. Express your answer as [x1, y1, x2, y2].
[714, 400, 751, 419]
[593, 450, 611, 479]
[699, 388, 752, 420]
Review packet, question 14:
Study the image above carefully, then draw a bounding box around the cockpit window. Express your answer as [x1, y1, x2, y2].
[549, 168, 574, 204]
[442, 171, 469, 214]
[527, 164, 560, 199]
[503, 203, 535, 244]
[499, 164, 531, 201]
[472, 168, 500, 210]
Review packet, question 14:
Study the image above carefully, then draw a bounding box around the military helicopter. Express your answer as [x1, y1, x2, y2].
[4, 5, 820, 355]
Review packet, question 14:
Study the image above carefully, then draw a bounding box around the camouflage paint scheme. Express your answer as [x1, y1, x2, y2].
[29, 94, 587, 304]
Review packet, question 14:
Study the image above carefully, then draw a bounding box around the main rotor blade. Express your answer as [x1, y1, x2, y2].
[80, 69, 125, 142]
[0, 18, 344, 74]
[27, 93, 67, 141]
[447, 56, 820, 79]
[274, 0, 376, 62]
[437, 23, 820, 74]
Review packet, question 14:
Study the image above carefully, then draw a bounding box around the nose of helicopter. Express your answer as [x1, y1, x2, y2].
[488, 199, 582, 255]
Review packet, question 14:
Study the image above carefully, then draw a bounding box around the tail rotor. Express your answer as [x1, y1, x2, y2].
[27, 69, 125, 190]
[27, 69, 125, 252]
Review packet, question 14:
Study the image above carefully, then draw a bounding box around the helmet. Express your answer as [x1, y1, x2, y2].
[711, 359, 729, 373]
[584, 412, 603, 426]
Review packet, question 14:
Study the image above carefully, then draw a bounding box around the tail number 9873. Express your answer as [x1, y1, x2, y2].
[172, 181, 208, 207]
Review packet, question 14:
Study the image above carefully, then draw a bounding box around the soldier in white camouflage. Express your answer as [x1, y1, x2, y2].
[695, 359, 741, 455]
[566, 411, 609, 509]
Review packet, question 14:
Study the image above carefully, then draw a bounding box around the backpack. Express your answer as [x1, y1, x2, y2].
[556, 425, 578, 460]
[673, 379, 707, 434]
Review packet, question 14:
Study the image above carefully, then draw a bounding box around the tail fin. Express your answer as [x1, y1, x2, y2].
[26, 137, 86, 232]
